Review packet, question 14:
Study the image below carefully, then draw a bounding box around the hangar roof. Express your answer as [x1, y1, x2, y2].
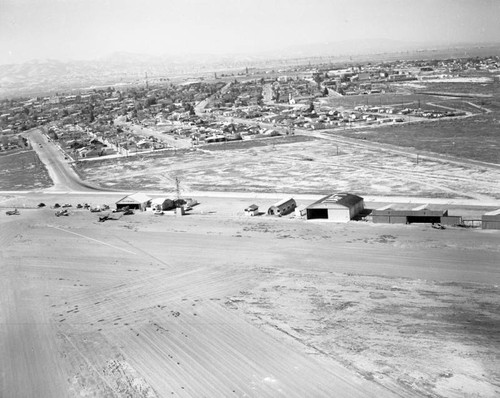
[116, 192, 152, 205]
[307, 193, 363, 210]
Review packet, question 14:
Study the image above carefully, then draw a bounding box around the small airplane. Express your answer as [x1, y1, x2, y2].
[55, 209, 69, 217]
[98, 213, 121, 222]
[6, 209, 20, 216]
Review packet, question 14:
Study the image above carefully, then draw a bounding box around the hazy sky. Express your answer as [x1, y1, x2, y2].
[1, 0, 499, 64]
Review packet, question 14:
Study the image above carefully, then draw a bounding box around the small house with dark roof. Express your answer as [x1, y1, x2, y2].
[244, 204, 259, 216]
[306, 193, 364, 222]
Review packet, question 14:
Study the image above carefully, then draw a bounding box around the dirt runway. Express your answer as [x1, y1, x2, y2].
[1, 200, 499, 397]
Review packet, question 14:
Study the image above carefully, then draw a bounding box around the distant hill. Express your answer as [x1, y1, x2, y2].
[1, 41, 499, 99]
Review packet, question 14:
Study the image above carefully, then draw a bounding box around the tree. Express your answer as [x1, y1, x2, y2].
[145, 96, 157, 108]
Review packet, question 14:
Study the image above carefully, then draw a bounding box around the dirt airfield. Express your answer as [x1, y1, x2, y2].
[1, 193, 499, 397]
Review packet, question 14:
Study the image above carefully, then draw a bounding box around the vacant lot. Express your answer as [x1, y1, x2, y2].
[336, 109, 500, 165]
[77, 137, 500, 201]
[0, 150, 52, 190]
[1, 198, 499, 397]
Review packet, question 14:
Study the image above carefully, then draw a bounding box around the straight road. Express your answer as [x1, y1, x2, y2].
[26, 129, 107, 192]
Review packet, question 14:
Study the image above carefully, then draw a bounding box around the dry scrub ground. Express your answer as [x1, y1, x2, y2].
[1, 195, 499, 397]
[0, 150, 52, 190]
[77, 138, 500, 201]
[226, 270, 500, 398]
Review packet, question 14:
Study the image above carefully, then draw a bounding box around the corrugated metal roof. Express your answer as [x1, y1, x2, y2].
[116, 192, 152, 204]
[271, 197, 295, 207]
[307, 193, 363, 209]
[484, 208, 500, 216]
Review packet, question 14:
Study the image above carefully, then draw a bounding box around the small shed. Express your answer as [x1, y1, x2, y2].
[268, 197, 296, 216]
[150, 197, 175, 211]
[482, 209, 500, 229]
[306, 193, 364, 222]
[295, 205, 307, 218]
[245, 204, 259, 216]
[116, 192, 151, 211]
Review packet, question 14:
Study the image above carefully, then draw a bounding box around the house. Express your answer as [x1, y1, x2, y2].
[205, 134, 226, 143]
[268, 198, 296, 216]
[244, 204, 259, 216]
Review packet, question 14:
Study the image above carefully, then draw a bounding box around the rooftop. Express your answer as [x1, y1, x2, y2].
[308, 193, 364, 209]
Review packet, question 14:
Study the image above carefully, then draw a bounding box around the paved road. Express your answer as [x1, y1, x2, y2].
[26, 129, 106, 192]
[17, 128, 498, 208]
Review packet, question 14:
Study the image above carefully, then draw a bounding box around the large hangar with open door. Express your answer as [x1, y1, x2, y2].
[115, 192, 152, 211]
[306, 193, 364, 222]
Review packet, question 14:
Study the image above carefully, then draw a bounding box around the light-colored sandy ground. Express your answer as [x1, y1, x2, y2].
[78, 138, 500, 201]
[1, 193, 499, 397]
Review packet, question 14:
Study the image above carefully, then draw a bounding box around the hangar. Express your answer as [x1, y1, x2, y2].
[372, 204, 462, 225]
[482, 209, 500, 229]
[116, 193, 152, 211]
[306, 193, 364, 222]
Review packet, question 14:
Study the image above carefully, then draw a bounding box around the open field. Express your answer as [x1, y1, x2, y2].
[1, 194, 499, 397]
[335, 109, 500, 165]
[77, 137, 500, 201]
[0, 150, 52, 190]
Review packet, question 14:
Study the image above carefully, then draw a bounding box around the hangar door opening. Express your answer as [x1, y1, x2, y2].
[117, 203, 141, 210]
[407, 216, 441, 224]
[307, 209, 328, 219]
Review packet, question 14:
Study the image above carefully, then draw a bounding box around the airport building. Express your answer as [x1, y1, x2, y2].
[482, 209, 500, 229]
[268, 198, 296, 216]
[305, 193, 364, 222]
[115, 192, 152, 211]
[371, 204, 462, 225]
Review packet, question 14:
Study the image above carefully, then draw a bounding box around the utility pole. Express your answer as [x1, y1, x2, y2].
[175, 176, 181, 200]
